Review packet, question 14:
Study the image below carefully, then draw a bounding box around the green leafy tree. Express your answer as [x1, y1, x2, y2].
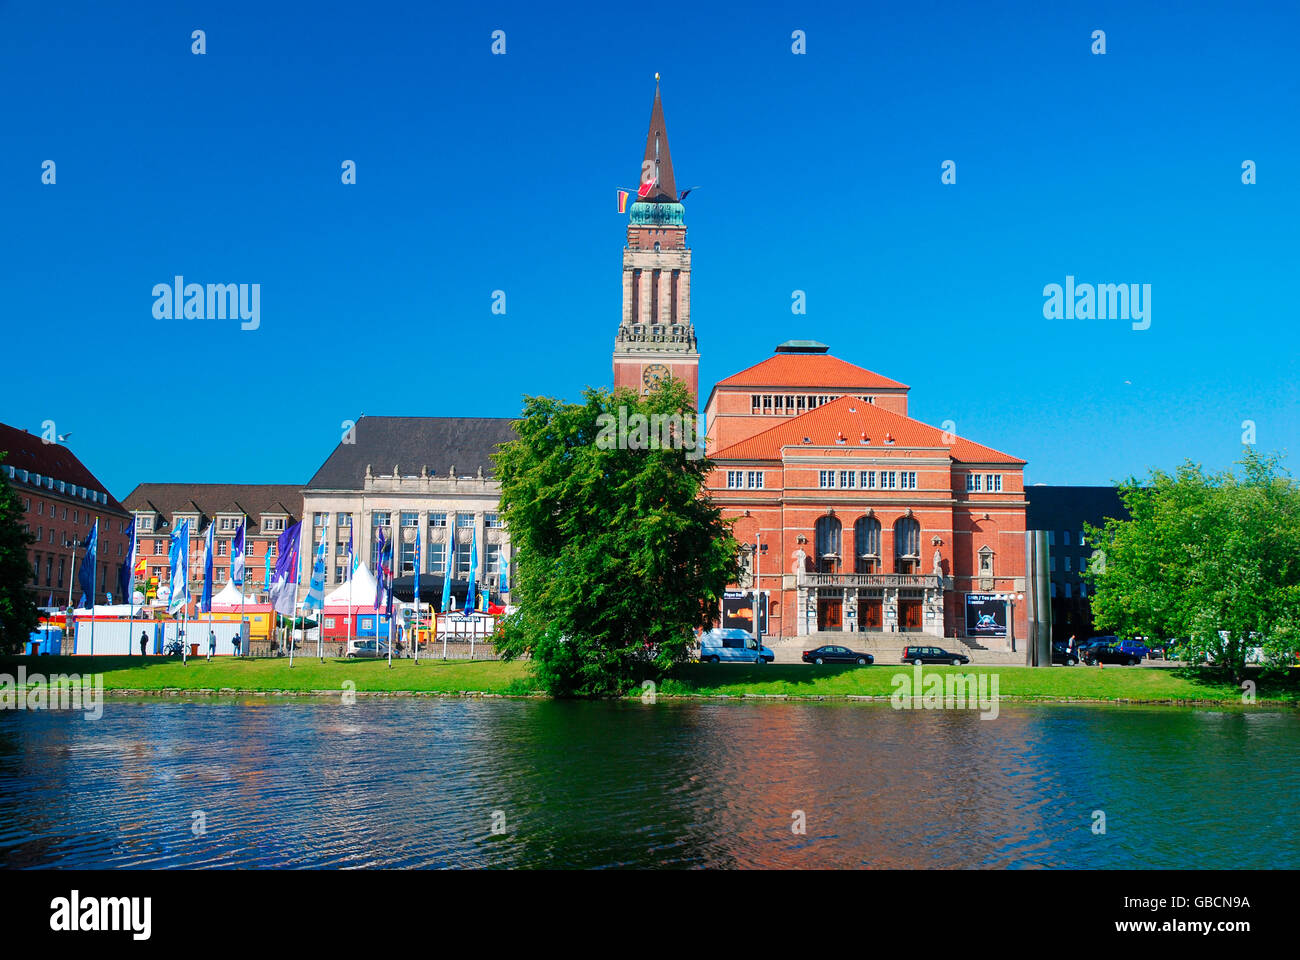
[0, 452, 40, 654]
[1084, 450, 1300, 680]
[494, 379, 739, 697]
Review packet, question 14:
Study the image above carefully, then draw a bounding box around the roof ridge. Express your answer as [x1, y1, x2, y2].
[710, 395, 1024, 463]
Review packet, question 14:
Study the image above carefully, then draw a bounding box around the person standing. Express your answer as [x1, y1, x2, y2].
[208, 628, 217, 661]
[139, 630, 149, 657]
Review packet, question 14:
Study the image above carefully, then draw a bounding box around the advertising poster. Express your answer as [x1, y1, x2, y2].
[965, 593, 1008, 637]
[722, 590, 768, 636]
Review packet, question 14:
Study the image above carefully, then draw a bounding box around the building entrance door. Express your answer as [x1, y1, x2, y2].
[899, 600, 922, 631]
[817, 598, 843, 631]
[858, 597, 882, 630]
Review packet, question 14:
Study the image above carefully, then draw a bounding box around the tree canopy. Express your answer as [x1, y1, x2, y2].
[0, 452, 39, 654]
[1084, 449, 1300, 679]
[493, 380, 738, 697]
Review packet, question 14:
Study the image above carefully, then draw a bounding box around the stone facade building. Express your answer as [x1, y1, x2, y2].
[300, 416, 518, 603]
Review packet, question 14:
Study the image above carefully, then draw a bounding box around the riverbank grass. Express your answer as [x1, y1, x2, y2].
[2, 656, 1297, 703]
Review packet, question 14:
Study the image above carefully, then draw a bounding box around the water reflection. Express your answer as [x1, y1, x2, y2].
[0, 699, 1295, 869]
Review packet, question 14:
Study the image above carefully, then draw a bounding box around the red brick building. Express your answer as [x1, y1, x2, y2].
[1, 421, 132, 606]
[701, 343, 1028, 647]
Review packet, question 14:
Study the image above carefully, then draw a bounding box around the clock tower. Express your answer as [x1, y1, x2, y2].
[613, 76, 700, 406]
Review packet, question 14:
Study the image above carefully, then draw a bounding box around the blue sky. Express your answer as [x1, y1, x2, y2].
[2, 0, 1297, 497]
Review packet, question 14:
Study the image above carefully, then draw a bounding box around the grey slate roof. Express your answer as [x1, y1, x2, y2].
[306, 416, 519, 490]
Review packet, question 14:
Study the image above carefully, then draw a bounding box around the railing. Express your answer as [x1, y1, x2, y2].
[803, 573, 942, 589]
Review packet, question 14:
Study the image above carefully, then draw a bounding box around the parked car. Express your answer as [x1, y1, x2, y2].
[1051, 640, 1078, 666]
[1081, 639, 1143, 666]
[802, 645, 874, 665]
[900, 645, 969, 666]
[347, 639, 394, 659]
[699, 628, 774, 664]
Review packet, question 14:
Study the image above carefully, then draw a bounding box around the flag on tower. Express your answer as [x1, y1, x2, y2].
[617, 189, 630, 213]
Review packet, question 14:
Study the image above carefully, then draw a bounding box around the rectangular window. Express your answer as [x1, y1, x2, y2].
[1050, 557, 1056, 572]
[486, 543, 501, 574]
[819, 470, 835, 488]
[886, 471, 897, 489]
[218, 541, 227, 556]
[840, 470, 854, 488]
[1080, 582, 1088, 598]
[456, 537, 473, 577]
[1050, 582, 1057, 599]
[1064, 582, 1072, 599]
[1064, 556, 1072, 571]
[751, 395, 761, 414]
[428, 512, 448, 527]
[1047, 531, 1055, 546]
[1063, 530, 1071, 546]
[429, 539, 447, 575]
[485, 513, 503, 528]
[372, 511, 390, 527]
[727, 471, 742, 489]
[865, 471, 875, 489]
[400, 511, 419, 527]
[966, 474, 975, 492]
[456, 513, 475, 528]
[747, 471, 764, 489]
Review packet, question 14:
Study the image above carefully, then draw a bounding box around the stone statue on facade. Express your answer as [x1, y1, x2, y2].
[933, 549, 943, 577]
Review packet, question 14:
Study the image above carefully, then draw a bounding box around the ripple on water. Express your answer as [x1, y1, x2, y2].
[0, 699, 1297, 868]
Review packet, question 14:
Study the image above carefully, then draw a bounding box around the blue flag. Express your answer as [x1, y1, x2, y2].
[441, 526, 453, 613]
[231, 518, 246, 586]
[77, 520, 99, 607]
[168, 519, 190, 615]
[200, 519, 215, 613]
[303, 534, 328, 612]
[269, 521, 303, 617]
[465, 525, 478, 613]
[373, 527, 388, 612]
[264, 547, 273, 596]
[413, 527, 421, 608]
[118, 517, 137, 604]
[499, 545, 509, 594]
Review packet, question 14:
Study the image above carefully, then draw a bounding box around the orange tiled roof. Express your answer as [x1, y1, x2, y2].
[710, 396, 1024, 464]
[713, 353, 909, 391]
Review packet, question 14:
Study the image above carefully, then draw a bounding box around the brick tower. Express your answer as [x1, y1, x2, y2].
[612, 76, 700, 406]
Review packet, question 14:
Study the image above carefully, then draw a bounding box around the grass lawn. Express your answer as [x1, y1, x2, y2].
[658, 662, 1300, 704]
[0, 655, 536, 695]
[2, 656, 1296, 704]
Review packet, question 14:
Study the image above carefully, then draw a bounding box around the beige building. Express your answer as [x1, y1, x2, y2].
[300, 416, 518, 604]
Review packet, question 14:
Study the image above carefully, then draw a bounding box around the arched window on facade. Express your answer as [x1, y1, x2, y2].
[854, 516, 881, 573]
[894, 515, 921, 574]
[815, 515, 842, 573]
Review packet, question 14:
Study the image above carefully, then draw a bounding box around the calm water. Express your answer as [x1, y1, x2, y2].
[1, 698, 1296, 869]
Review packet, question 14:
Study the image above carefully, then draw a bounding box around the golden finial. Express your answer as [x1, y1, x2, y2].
[655, 72, 660, 83]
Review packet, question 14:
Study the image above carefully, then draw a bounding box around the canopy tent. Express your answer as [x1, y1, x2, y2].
[71, 604, 141, 617]
[322, 562, 377, 608]
[211, 580, 259, 608]
[388, 575, 502, 613]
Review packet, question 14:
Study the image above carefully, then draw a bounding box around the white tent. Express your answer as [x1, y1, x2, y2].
[212, 580, 258, 608]
[323, 562, 377, 608]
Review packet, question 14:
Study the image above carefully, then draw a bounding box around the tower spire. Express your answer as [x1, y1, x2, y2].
[639, 75, 677, 202]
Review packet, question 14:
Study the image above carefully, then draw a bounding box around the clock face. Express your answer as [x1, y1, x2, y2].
[642, 363, 670, 389]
